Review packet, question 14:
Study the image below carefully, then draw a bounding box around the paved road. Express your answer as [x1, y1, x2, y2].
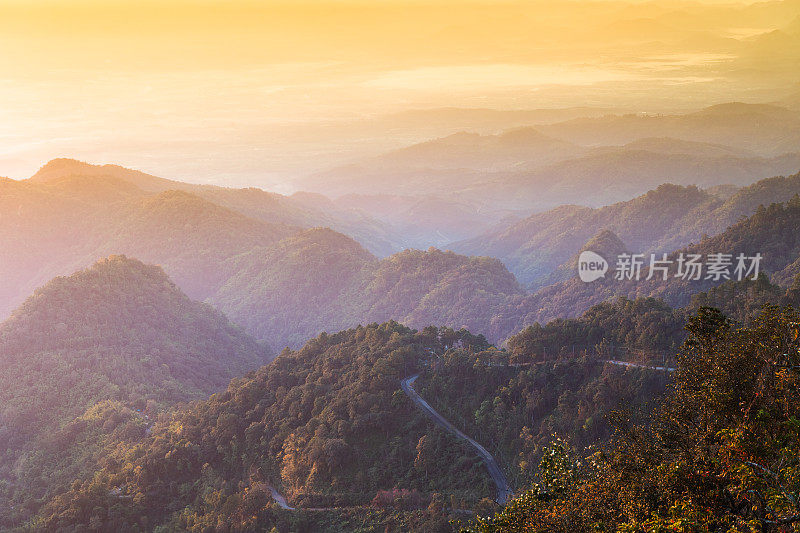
[604, 360, 675, 372]
[401, 374, 513, 504]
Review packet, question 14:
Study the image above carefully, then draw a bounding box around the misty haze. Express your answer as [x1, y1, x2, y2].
[1, 1, 800, 531]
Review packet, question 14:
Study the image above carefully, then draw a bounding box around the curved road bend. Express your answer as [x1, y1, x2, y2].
[401, 374, 513, 504]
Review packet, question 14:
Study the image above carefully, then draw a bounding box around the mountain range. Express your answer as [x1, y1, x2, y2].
[454, 171, 800, 289]
[300, 103, 800, 211]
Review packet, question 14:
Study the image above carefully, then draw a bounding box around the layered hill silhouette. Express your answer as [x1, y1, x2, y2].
[30, 158, 407, 254]
[0, 256, 271, 526]
[476, 145, 800, 209]
[0, 172, 297, 315]
[535, 103, 800, 155]
[211, 192, 800, 348]
[455, 171, 800, 289]
[509, 196, 800, 326]
[0, 159, 417, 318]
[5, 159, 800, 354]
[302, 103, 800, 210]
[211, 228, 526, 347]
[303, 128, 585, 197]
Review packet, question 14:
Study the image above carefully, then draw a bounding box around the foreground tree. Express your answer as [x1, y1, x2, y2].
[467, 305, 800, 532]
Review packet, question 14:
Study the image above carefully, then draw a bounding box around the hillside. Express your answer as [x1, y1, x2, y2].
[468, 305, 800, 530]
[28, 159, 406, 256]
[512, 197, 800, 326]
[0, 176, 298, 316]
[212, 228, 378, 348]
[0, 177, 105, 315]
[35, 320, 674, 532]
[0, 256, 271, 527]
[210, 230, 527, 348]
[36, 324, 496, 532]
[92, 190, 297, 300]
[453, 184, 719, 288]
[456, 172, 800, 289]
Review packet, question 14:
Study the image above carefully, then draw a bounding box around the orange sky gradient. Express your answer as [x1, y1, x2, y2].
[0, 0, 797, 188]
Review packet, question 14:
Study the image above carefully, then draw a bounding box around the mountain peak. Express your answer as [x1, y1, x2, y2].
[7, 255, 184, 330]
[29, 158, 183, 193]
[581, 229, 628, 259]
[30, 158, 96, 181]
[1, 254, 271, 392]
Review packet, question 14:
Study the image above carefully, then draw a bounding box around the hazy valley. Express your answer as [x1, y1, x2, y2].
[3, 0, 800, 530]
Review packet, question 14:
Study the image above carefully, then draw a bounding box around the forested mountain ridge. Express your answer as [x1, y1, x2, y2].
[0, 255, 272, 528]
[469, 304, 800, 531]
[28, 158, 407, 256]
[455, 171, 800, 289]
[211, 229, 526, 348]
[96, 190, 298, 300]
[510, 197, 800, 326]
[0, 172, 300, 317]
[35, 323, 497, 532]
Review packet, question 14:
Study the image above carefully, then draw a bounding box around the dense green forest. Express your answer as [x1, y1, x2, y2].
[25, 310, 694, 532]
[415, 350, 670, 491]
[469, 304, 800, 531]
[0, 256, 272, 528]
[32, 323, 495, 532]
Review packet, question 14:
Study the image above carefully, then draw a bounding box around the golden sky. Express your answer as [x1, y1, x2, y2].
[0, 0, 797, 186]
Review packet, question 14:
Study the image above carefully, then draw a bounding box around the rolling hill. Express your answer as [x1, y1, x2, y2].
[0, 256, 272, 527]
[210, 229, 527, 348]
[0, 175, 298, 316]
[28, 158, 407, 256]
[511, 196, 800, 326]
[455, 171, 800, 289]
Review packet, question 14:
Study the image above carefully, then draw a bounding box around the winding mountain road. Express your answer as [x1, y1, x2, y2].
[401, 374, 513, 504]
[604, 360, 675, 372]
